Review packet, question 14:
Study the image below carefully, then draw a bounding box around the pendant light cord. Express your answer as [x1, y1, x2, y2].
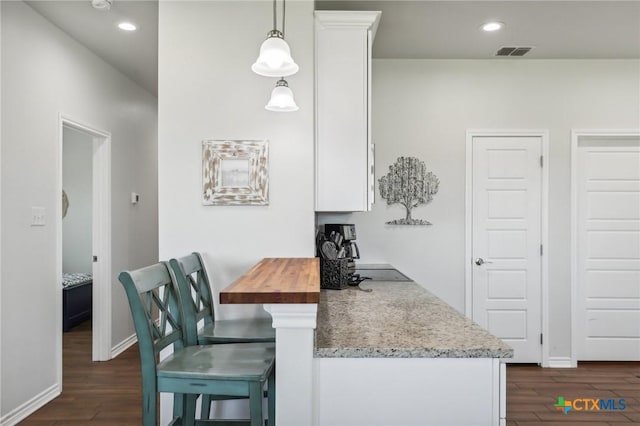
[282, 0, 286, 38]
[273, 0, 277, 32]
[271, 0, 287, 37]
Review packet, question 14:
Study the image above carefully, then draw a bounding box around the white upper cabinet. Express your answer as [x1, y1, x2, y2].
[315, 11, 381, 212]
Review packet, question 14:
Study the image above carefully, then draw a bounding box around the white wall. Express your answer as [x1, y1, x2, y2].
[318, 59, 640, 359]
[0, 1, 3, 416]
[158, 0, 315, 318]
[62, 126, 92, 274]
[158, 1, 314, 420]
[1, 1, 158, 420]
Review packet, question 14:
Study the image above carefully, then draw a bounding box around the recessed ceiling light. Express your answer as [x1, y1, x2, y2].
[91, 0, 112, 11]
[118, 22, 137, 32]
[482, 21, 504, 32]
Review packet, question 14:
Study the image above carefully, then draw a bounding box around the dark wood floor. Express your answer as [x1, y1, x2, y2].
[19, 324, 640, 425]
[19, 321, 143, 425]
[508, 362, 640, 425]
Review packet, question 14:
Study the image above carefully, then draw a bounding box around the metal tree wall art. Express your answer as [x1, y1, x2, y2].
[378, 156, 440, 225]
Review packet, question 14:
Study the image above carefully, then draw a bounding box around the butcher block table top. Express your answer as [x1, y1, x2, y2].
[220, 258, 320, 304]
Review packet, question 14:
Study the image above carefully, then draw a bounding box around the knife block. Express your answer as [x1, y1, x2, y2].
[320, 258, 350, 290]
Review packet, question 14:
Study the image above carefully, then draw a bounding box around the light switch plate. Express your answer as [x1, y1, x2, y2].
[31, 207, 46, 226]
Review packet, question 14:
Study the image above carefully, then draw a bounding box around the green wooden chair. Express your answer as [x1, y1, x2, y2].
[169, 253, 277, 421]
[118, 262, 275, 426]
[168, 253, 275, 346]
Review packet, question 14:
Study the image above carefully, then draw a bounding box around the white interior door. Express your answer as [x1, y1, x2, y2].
[576, 138, 640, 361]
[472, 136, 542, 363]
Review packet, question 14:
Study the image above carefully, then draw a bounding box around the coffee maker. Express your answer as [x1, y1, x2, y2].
[317, 224, 367, 289]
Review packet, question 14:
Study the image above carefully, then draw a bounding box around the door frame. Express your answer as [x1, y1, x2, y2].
[465, 129, 550, 366]
[57, 114, 112, 382]
[570, 129, 640, 366]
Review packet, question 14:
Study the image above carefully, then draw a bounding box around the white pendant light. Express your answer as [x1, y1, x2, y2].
[252, 0, 298, 77]
[265, 79, 299, 112]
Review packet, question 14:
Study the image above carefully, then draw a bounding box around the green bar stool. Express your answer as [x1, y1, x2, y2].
[119, 262, 275, 426]
[169, 253, 275, 346]
[169, 253, 276, 420]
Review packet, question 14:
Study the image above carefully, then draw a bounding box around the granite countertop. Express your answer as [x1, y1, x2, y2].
[315, 281, 514, 359]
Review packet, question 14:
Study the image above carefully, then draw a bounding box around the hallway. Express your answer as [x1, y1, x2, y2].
[19, 322, 142, 425]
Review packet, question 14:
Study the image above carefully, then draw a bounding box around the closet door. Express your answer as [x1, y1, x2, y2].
[576, 138, 640, 360]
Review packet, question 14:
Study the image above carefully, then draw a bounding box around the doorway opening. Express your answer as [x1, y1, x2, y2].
[62, 126, 93, 337]
[57, 115, 112, 389]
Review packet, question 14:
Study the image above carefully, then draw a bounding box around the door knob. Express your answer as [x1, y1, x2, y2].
[475, 258, 493, 266]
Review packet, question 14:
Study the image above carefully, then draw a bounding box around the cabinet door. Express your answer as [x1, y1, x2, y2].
[315, 27, 369, 212]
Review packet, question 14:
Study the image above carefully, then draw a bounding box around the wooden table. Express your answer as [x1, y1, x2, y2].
[220, 257, 320, 426]
[220, 258, 319, 304]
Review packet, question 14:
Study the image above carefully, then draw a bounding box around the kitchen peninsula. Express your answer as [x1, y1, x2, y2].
[221, 258, 512, 426]
[315, 281, 512, 425]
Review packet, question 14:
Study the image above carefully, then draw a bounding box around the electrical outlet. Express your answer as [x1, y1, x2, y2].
[31, 207, 46, 226]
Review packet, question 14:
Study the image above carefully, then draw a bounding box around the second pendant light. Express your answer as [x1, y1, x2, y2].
[265, 79, 299, 112]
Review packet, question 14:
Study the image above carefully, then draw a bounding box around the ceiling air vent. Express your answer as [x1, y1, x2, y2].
[495, 46, 534, 57]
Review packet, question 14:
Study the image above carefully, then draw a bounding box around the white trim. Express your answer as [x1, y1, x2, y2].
[111, 333, 137, 358]
[0, 384, 59, 426]
[57, 114, 112, 389]
[491, 359, 500, 424]
[91, 124, 112, 362]
[0, 2, 3, 411]
[499, 361, 506, 425]
[465, 129, 550, 367]
[263, 304, 318, 329]
[570, 129, 640, 367]
[547, 357, 574, 369]
[464, 133, 473, 318]
[314, 11, 382, 38]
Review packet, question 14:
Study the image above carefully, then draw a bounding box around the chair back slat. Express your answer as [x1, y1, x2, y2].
[127, 263, 174, 293]
[178, 254, 202, 277]
[119, 263, 185, 358]
[169, 253, 215, 346]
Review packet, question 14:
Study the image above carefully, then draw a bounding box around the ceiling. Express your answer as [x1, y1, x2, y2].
[24, 1, 640, 97]
[26, 0, 158, 95]
[316, 1, 640, 59]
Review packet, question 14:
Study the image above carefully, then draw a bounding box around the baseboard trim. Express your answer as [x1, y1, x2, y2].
[547, 357, 575, 368]
[0, 383, 59, 426]
[111, 333, 137, 358]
